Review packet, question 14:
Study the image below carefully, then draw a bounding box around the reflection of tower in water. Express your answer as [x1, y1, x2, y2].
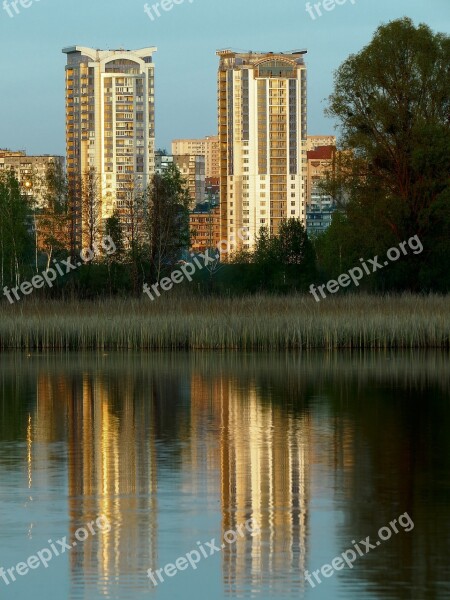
[64, 372, 158, 598]
[182, 374, 222, 500]
[219, 380, 311, 596]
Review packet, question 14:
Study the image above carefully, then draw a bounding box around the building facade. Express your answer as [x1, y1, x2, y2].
[306, 135, 336, 151]
[0, 150, 65, 208]
[154, 152, 174, 174]
[306, 145, 335, 204]
[62, 46, 157, 247]
[306, 144, 336, 236]
[172, 136, 220, 179]
[189, 205, 221, 253]
[217, 49, 308, 254]
[173, 154, 206, 209]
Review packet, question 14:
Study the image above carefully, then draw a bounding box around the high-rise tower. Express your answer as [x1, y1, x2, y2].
[217, 49, 307, 253]
[63, 46, 156, 247]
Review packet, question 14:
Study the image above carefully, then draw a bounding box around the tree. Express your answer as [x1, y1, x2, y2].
[104, 210, 124, 260]
[0, 170, 33, 289]
[35, 161, 69, 270]
[146, 163, 191, 283]
[104, 210, 126, 294]
[252, 220, 316, 292]
[81, 168, 102, 252]
[322, 18, 450, 290]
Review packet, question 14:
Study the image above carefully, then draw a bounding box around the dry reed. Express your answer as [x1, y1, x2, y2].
[0, 294, 448, 350]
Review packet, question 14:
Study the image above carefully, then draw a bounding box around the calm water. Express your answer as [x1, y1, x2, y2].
[0, 351, 449, 600]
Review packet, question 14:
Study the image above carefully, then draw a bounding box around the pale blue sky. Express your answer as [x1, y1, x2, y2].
[0, 0, 448, 156]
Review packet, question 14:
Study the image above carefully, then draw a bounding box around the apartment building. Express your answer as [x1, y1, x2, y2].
[62, 46, 157, 247]
[306, 135, 336, 151]
[189, 205, 221, 253]
[172, 136, 220, 179]
[306, 144, 335, 203]
[155, 152, 174, 174]
[0, 149, 65, 208]
[216, 49, 308, 253]
[306, 144, 336, 235]
[173, 154, 205, 208]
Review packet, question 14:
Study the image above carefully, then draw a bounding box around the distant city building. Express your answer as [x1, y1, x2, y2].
[173, 154, 205, 209]
[189, 204, 221, 253]
[306, 194, 336, 235]
[307, 135, 336, 151]
[172, 136, 219, 179]
[216, 49, 308, 253]
[306, 144, 336, 235]
[205, 177, 220, 204]
[155, 152, 174, 174]
[0, 149, 65, 208]
[306, 145, 335, 203]
[62, 46, 157, 247]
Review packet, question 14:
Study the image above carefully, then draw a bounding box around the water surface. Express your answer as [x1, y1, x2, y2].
[0, 351, 449, 599]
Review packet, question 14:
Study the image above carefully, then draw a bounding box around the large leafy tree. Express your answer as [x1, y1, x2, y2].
[323, 18, 450, 290]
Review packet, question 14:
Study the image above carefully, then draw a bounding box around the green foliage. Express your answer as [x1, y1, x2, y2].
[146, 163, 191, 282]
[0, 170, 34, 288]
[195, 219, 316, 295]
[319, 18, 450, 291]
[105, 211, 125, 261]
[252, 220, 316, 292]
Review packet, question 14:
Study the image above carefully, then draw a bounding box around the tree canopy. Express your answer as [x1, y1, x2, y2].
[319, 18, 450, 291]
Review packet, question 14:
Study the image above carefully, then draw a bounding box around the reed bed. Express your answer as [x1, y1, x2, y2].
[0, 294, 448, 350]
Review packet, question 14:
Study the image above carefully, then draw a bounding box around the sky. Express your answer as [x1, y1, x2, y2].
[0, 0, 449, 156]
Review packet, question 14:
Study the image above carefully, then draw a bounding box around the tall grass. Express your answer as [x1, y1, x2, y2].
[0, 294, 448, 350]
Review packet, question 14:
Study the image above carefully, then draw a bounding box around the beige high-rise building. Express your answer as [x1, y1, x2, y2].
[172, 136, 219, 179]
[217, 49, 308, 253]
[62, 46, 157, 247]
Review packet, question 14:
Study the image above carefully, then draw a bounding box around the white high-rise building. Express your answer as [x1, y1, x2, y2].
[62, 46, 156, 246]
[216, 49, 308, 253]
